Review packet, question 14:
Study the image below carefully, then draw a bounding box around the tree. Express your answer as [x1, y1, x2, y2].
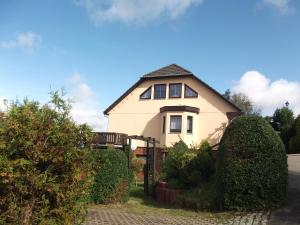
[273, 107, 294, 130]
[272, 107, 294, 152]
[223, 89, 261, 115]
[223, 89, 231, 100]
[0, 91, 93, 225]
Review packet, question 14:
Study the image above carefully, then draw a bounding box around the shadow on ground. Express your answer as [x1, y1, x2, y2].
[270, 155, 300, 225]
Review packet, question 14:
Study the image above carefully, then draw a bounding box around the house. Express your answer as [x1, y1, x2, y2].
[104, 64, 242, 153]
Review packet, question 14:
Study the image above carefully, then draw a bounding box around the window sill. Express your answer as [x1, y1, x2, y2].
[169, 96, 182, 99]
[169, 131, 181, 134]
[184, 96, 198, 98]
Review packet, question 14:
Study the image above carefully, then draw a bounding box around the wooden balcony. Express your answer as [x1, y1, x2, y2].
[92, 132, 128, 147]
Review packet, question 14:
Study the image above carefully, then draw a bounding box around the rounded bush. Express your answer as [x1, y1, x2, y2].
[215, 115, 288, 210]
[91, 149, 129, 204]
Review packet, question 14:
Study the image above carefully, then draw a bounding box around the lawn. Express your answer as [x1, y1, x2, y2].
[88, 184, 236, 223]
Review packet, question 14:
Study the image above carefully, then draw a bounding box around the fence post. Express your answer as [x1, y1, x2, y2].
[144, 140, 149, 196]
[128, 138, 131, 170]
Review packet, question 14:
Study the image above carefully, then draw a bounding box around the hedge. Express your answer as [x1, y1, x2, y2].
[215, 115, 288, 210]
[91, 148, 130, 204]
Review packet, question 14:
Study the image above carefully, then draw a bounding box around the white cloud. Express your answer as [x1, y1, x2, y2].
[74, 0, 203, 25]
[67, 73, 107, 131]
[261, 0, 293, 15]
[232, 71, 300, 115]
[0, 32, 41, 53]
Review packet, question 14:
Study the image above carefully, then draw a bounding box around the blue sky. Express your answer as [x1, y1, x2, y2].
[0, 0, 300, 130]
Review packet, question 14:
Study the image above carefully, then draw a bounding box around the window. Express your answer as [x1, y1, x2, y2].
[184, 84, 198, 98]
[187, 116, 193, 133]
[169, 83, 182, 98]
[170, 115, 182, 133]
[162, 116, 166, 134]
[154, 84, 166, 99]
[140, 86, 152, 99]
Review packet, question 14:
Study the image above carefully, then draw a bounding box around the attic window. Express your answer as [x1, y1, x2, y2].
[140, 86, 152, 100]
[154, 84, 166, 99]
[184, 84, 198, 98]
[169, 83, 182, 98]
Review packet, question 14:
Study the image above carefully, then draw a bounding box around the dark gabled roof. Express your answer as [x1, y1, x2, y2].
[142, 64, 192, 78]
[104, 64, 242, 115]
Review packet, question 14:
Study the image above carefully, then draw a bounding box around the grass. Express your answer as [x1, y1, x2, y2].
[88, 184, 236, 222]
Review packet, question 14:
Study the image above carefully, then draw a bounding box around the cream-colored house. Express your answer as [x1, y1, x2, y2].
[104, 64, 241, 149]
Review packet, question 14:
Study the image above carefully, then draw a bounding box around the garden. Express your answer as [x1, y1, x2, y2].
[0, 92, 299, 224]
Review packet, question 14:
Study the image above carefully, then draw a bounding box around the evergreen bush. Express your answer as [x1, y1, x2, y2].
[0, 92, 93, 225]
[91, 148, 129, 204]
[163, 140, 214, 189]
[215, 115, 288, 210]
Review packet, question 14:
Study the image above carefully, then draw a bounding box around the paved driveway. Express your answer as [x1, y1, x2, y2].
[84, 209, 268, 225]
[270, 154, 300, 225]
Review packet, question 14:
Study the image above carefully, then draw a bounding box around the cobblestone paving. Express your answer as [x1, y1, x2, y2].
[84, 209, 269, 225]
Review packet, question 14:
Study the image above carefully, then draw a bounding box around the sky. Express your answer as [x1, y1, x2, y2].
[0, 0, 300, 131]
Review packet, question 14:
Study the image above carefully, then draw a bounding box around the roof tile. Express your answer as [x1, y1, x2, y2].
[142, 64, 192, 78]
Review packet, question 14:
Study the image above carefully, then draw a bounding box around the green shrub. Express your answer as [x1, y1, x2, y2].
[180, 141, 215, 187]
[164, 140, 191, 179]
[91, 149, 130, 204]
[215, 115, 288, 210]
[0, 92, 93, 225]
[177, 179, 217, 211]
[164, 140, 215, 189]
[123, 146, 135, 186]
[289, 115, 300, 154]
[163, 140, 196, 188]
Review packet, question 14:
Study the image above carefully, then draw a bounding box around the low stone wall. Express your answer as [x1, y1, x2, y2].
[155, 182, 183, 205]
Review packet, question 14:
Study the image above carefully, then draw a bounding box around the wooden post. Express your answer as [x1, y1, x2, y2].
[128, 138, 131, 170]
[153, 139, 156, 183]
[144, 140, 149, 196]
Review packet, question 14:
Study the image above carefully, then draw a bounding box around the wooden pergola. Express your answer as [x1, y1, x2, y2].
[128, 135, 160, 196]
[92, 132, 159, 196]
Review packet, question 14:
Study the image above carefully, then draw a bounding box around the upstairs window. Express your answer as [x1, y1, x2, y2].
[140, 86, 152, 99]
[170, 115, 182, 133]
[187, 116, 193, 134]
[169, 83, 182, 98]
[184, 84, 198, 98]
[154, 84, 166, 99]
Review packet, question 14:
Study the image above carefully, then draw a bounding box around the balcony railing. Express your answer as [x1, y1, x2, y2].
[92, 132, 128, 146]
